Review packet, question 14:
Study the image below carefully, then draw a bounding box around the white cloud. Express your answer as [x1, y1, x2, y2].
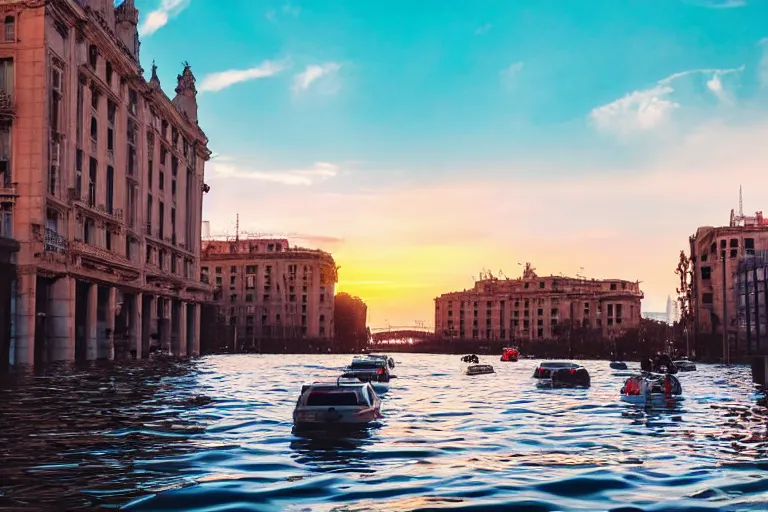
[199, 60, 290, 92]
[500, 61, 524, 86]
[590, 66, 744, 134]
[590, 84, 679, 135]
[208, 159, 339, 186]
[292, 62, 341, 93]
[266, 4, 301, 22]
[688, 0, 746, 8]
[138, 0, 190, 36]
[475, 23, 492, 35]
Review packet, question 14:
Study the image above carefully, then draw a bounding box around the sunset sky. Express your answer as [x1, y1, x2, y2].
[132, 0, 768, 328]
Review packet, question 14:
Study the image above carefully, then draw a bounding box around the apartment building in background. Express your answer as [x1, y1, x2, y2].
[689, 206, 768, 355]
[434, 263, 643, 341]
[201, 238, 337, 348]
[2, 0, 212, 367]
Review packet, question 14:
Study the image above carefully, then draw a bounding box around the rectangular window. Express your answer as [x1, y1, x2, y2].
[701, 266, 711, 280]
[88, 157, 97, 207]
[702, 293, 713, 305]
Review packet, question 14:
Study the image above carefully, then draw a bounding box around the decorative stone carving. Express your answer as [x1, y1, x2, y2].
[175, 62, 197, 96]
[149, 60, 161, 89]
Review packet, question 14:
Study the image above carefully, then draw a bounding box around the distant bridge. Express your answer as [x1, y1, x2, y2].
[371, 326, 435, 343]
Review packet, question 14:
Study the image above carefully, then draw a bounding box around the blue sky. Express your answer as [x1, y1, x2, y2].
[131, 0, 768, 327]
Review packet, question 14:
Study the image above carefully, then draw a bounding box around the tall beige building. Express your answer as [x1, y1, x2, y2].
[3, 0, 212, 365]
[435, 264, 643, 341]
[201, 238, 337, 347]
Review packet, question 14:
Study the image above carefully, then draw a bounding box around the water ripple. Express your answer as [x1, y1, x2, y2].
[0, 355, 766, 511]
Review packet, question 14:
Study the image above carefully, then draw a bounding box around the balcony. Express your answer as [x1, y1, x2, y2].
[0, 91, 14, 121]
[45, 228, 67, 253]
[0, 184, 17, 204]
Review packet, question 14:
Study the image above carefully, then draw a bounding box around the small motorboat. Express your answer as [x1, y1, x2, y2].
[610, 361, 628, 370]
[461, 354, 480, 364]
[363, 354, 396, 369]
[533, 362, 591, 388]
[674, 359, 697, 372]
[620, 372, 683, 408]
[466, 364, 495, 375]
[500, 347, 519, 362]
[293, 378, 381, 430]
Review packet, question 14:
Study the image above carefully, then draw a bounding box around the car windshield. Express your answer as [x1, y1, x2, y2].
[306, 391, 360, 406]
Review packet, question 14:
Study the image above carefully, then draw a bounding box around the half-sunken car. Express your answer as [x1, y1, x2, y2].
[293, 379, 381, 430]
[532, 361, 591, 388]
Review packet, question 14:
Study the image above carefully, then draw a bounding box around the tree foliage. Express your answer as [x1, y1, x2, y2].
[334, 292, 369, 352]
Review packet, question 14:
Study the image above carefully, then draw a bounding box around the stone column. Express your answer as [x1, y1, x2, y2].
[178, 300, 187, 356]
[14, 270, 37, 366]
[144, 294, 156, 355]
[191, 302, 201, 356]
[132, 292, 143, 360]
[49, 276, 75, 361]
[161, 297, 172, 353]
[86, 282, 98, 360]
[105, 287, 116, 360]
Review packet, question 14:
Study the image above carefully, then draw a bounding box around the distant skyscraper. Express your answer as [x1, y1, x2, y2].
[666, 296, 675, 325]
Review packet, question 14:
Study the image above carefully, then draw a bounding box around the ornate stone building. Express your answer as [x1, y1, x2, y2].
[688, 207, 768, 357]
[434, 264, 643, 342]
[2, 0, 212, 366]
[201, 238, 337, 348]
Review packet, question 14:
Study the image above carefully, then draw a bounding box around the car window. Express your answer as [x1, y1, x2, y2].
[306, 391, 359, 406]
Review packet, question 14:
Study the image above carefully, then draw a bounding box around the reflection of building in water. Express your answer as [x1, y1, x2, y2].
[201, 237, 337, 347]
[3, 1, 212, 367]
[434, 263, 643, 341]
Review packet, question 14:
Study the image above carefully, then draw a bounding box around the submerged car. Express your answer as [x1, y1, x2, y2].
[461, 354, 480, 364]
[533, 362, 591, 388]
[620, 372, 683, 408]
[346, 357, 393, 381]
[365, 353, 396, 369]
[673, 359, 697, 372]
[610, 361, 628, 370]
[293, 379, 381, 430]
[465, 364, 495, 375]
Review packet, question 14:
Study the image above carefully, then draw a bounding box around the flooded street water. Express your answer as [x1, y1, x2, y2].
[1, 354, 766, 511]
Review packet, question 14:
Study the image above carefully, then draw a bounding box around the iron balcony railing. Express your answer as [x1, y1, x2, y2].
[45, 228, 67, 253]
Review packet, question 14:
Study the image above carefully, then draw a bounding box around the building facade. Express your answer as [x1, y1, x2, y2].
[3, 0, 211, 366]
[201, 238, 337, 348]
[434, 264, 643, 341]
[688, 209, 768, 354]
[735, 251, 768, 354]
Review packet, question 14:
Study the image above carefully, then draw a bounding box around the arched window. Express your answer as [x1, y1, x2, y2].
[4, 16, 14, 43]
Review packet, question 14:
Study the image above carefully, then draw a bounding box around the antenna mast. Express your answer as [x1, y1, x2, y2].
[235, 213, 240, 241]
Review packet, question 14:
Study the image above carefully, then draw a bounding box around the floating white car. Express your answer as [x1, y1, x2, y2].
[293, 379, 381, 430]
